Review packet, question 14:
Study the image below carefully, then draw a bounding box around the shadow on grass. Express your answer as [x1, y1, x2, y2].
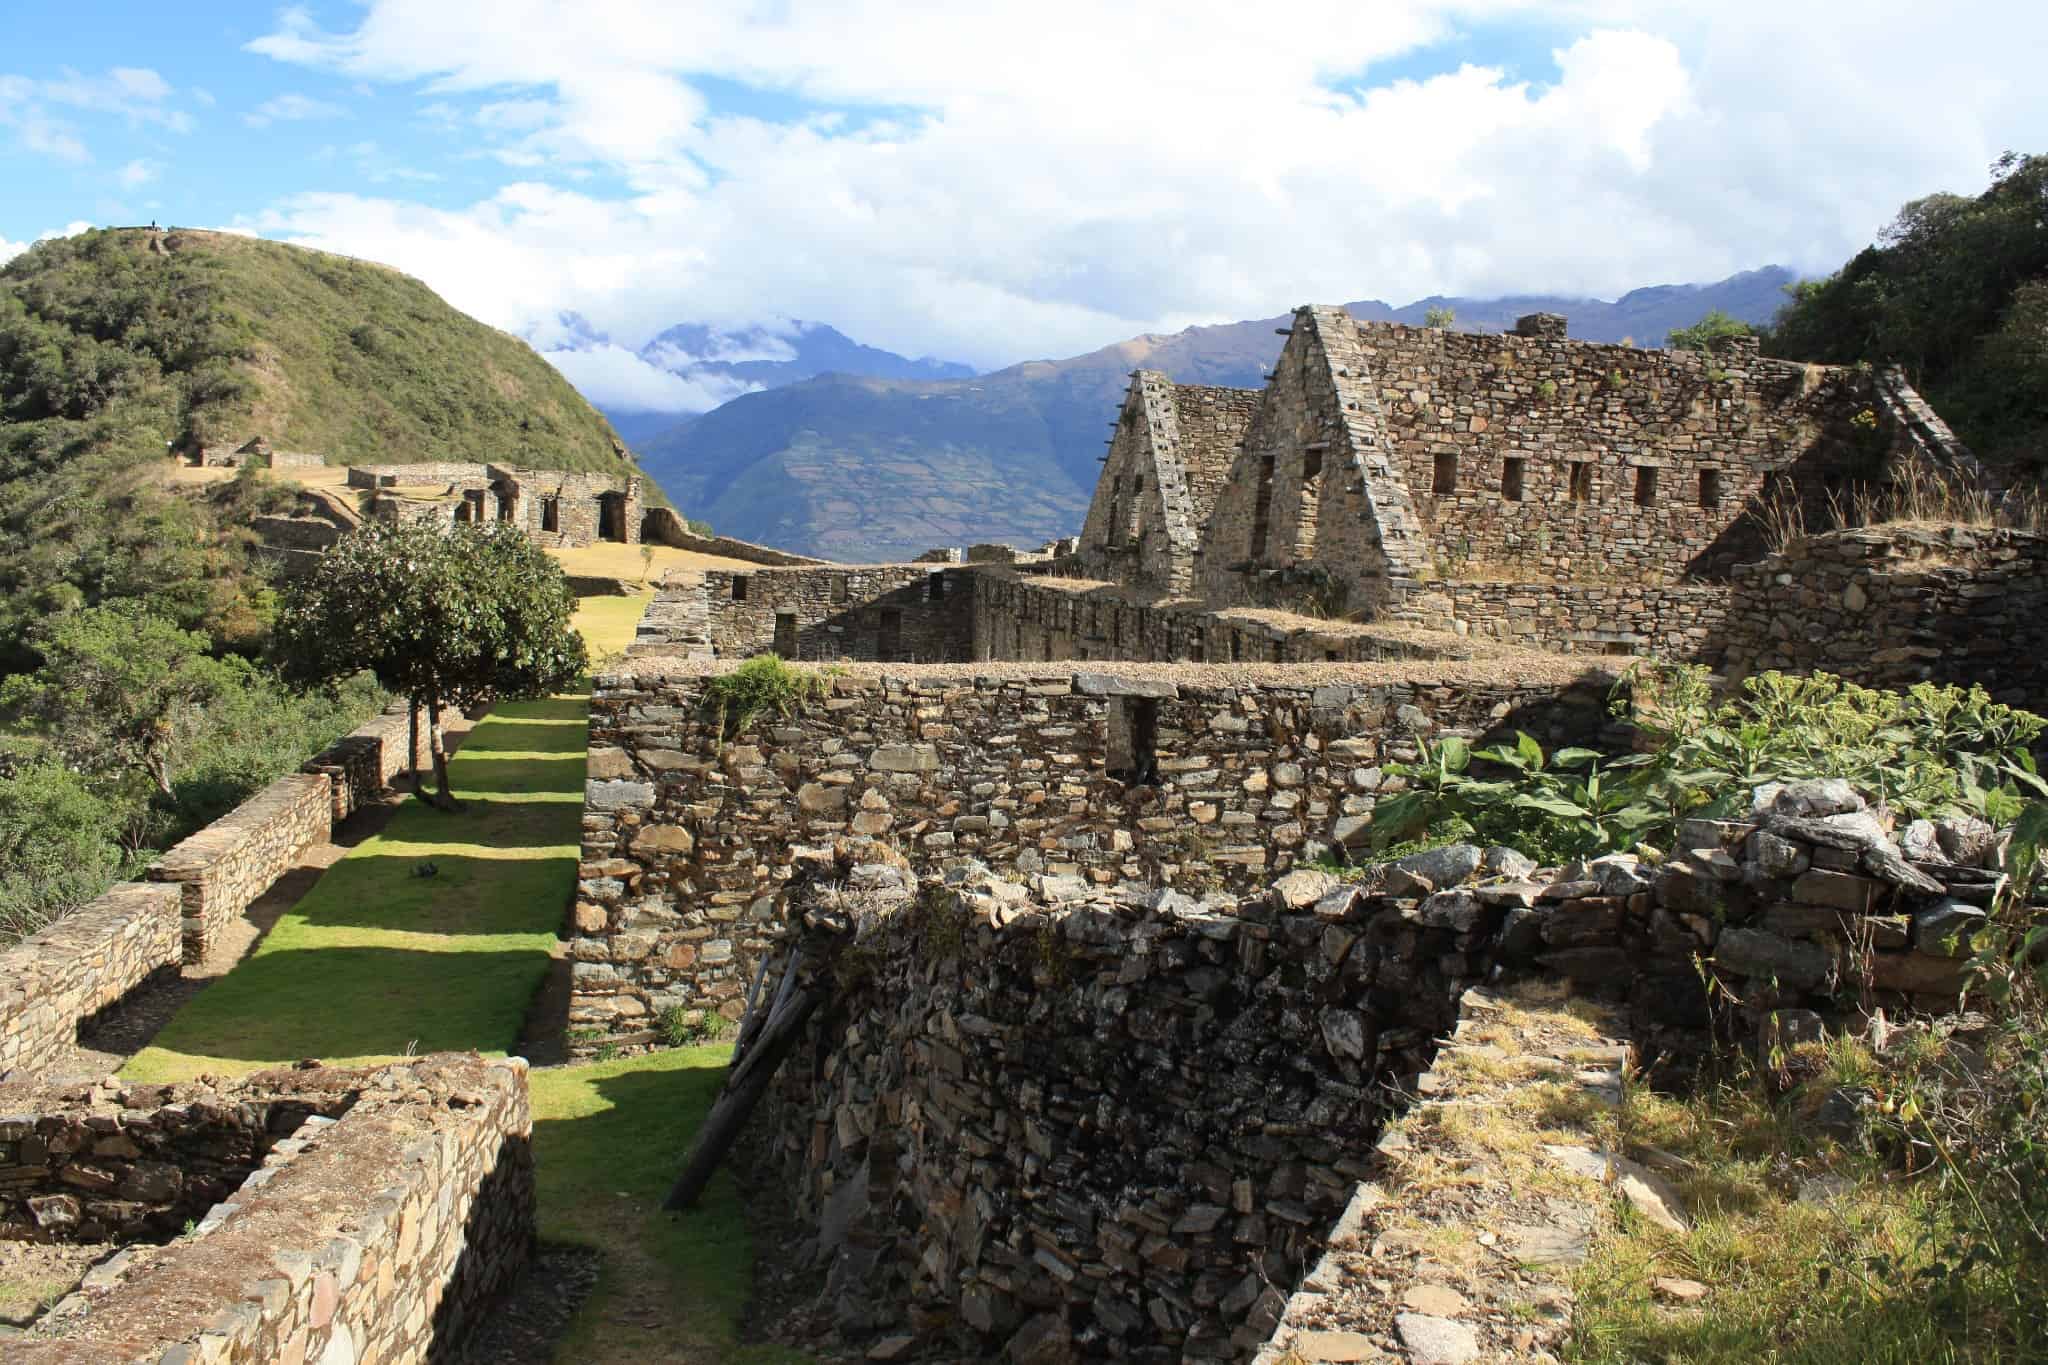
[530, 1050, 814, 1365]
[124, 944, 554, 1080]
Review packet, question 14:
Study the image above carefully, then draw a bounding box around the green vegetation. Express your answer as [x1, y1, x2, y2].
[529, 1051, 812, 1364]
[0, 599, 382, 943]
[276, 521, 586, 805]
[1666, 308, 1755, 353]
[1571, 808, 2048, 1363]
[122, 689, 585, 1080]
[661, 1005, 735, 1048]
[1424, 305, 1457, 328]
[1363, 666, 2045, 862]
[1767, 151, 2048, 468]
[0, 226, 646, 670]
[704, 653, 832, 737]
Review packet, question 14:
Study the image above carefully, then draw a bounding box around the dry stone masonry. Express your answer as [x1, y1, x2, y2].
[570, 661, 1615, 1052]
[146, 774, 334, 962]
[0, 885, 182, 1082]
[727, 776, 2010, 1361]
[1, 1055, 533, 1363]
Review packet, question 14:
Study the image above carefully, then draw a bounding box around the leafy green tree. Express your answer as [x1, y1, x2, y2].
[275, 521, 587, 806]
[1667, 309, 1754, 352]
[0, 602, 250, 800]
[1424, 305, 1457, 329]
[0, 759, 137, 944]
[1767, 152, 2048, 464]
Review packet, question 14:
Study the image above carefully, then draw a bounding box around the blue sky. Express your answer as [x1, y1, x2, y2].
[4, 2, 2043, 411]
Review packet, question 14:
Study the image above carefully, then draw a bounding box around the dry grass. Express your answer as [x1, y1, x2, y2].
[1758, 458, 2048, 556]
[549, 540, 759, 578]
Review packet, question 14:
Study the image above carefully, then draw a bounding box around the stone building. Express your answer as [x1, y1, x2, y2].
[1074, 374, 1261, 594]
[354, 461, 643, 548]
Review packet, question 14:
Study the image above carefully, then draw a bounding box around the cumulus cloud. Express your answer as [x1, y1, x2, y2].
[118, 158, 160, 189]
[243, 93, 349, 128]
[243, 1, 2048, 375]
[0, 236, 27, 266]
[540, 343, 760, 414]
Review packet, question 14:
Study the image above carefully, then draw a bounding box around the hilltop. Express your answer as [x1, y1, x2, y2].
[0, 227, 647, 666]
[636, 268, 1797, 559]
[1, 228, 639, 471]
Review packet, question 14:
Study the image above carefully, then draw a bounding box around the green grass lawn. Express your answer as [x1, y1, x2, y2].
[123, 591, 797, 1359]
[530, 1050, 814, 1364]
[122, 691, 587, 1082]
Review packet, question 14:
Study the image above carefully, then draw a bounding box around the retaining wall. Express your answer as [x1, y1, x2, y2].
[570, 661, 1614, 1050]
[0, 884, 181, 1081]
[641, 506, 831, 566]
[1442, 580, 1731, 658]
[5, 1054, 533, 1364]
[744, 778, 2011, 1360]
[147, 774, 333, 961]
[302, 704, 424, 824]
[1721, 525, 2048, 712]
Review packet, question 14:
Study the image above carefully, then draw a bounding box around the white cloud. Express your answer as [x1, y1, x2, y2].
[0, 236, 27, 266]
[243, 93, 349, 128]
[118, 158, 160, 189]
[540, 342, 760, 413]
[242, 1, 2048, 377]
[0, 64, 190, 162]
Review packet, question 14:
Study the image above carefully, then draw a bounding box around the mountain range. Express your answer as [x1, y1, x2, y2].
[619, 267, 1799, 561]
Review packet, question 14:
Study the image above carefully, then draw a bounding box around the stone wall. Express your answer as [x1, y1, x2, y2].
[249, 515, 344, 552]
[975, 575, 1506, 666]
[741, 777, 2010, 1360]
[0, 885, 181, 1082]
[1720, 525, 2048, 712]
[1076, 374, 1260, 595]
[5, 1054, 533, 1364]
[147, 773, 334, 961]
[301, 704, 425, 824]
[641, 507, 831, 566]
[347, 462, 495, 490]
[570, 662, 1613, 1050]
[700, 566, 976, 662]
[1201, 307, 1436, 619]
[1442, 580, 1732, 658]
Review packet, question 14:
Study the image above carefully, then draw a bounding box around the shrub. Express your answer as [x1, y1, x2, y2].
[1359, 666, 2046, 861]
[702, 654, 831, 738]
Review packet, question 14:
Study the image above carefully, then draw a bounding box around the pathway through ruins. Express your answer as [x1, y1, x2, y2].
[90, 591, 802, 1363]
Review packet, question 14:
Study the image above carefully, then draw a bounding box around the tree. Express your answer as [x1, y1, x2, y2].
[274, 521, 587, 807]
[0, 759, 135, 943]
[0, 601, 249, 800]
[1424, 306, 1457, 329]
[1667, 309, 1754, 352]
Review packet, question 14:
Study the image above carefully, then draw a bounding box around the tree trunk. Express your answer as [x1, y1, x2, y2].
[425, 692, 461, 811]
[408, 696, 424, 799]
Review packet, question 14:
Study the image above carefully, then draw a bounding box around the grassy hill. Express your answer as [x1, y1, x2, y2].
[639, 268, 1798, 559]
[0, 227, 647, 667]
[1, 227, 637, 469]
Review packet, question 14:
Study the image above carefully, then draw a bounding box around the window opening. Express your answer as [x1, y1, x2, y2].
[1568, 462, 1593, 502]
[541, 496, 560, 532]
[731, 575, 749, 601]
[1501, 458, 1526, 502]
[832, 574, 850, 604]
[1433, 452, 1458, 494]
[774, 612, 798, 657]
[1634, 466, 1658, 507]
[1699, 468, 1722, 508]
[1106, 697, 1160, 785]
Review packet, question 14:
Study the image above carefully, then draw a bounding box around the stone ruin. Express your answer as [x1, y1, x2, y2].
[0, 1056, 532, 1362]
[561, 312, 2048, 1361]
[349, 460, 643, 549]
